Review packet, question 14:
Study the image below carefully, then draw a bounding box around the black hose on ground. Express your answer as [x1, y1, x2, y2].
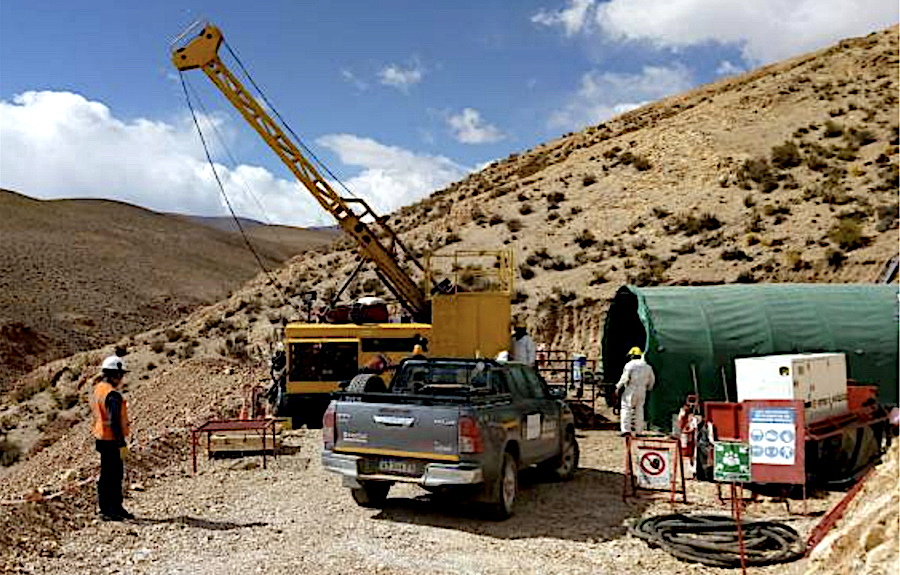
[628, 513, 806, 567]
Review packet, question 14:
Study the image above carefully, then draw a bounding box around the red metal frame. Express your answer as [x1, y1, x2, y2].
[192, 419, 278, 473]
[622, 435, 688, 503]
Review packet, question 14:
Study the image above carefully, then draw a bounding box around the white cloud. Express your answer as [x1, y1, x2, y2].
[316, 134, 470, 214]
[340, 69, 369, 91]
[0, 90, 464, 227]
[446, 108, 506, 144]
[378, 60, 425, 92]
[549, 64, 694, 130]
[534, 0, 898, 63]
[595, 0, 899, 63]
[532, 0, 596, 37]
[715, 60, 745, 77]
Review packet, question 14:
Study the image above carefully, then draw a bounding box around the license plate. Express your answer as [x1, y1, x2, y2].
[362, 457, 423, 477]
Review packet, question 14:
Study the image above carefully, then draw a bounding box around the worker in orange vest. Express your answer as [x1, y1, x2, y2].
[91, 355, 133, 521]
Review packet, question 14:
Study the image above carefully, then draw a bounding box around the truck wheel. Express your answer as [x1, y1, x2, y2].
[552, 428, 579, 480]
[486, 452, 517, 520]
[350, 481, 392, 508]
[346, 374, 387, 393]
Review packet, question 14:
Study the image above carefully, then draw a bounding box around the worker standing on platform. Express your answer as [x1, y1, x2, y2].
[91, 355, 133, 521]
[616, 347, 655, 436]
[510, 320, 536, 367]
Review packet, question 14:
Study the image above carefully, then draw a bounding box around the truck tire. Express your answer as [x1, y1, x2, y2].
[350, 481, 392, 508]
[346, 374, 387, 393]
[485, 452, 517, 520]
[552, 427, 579, 480]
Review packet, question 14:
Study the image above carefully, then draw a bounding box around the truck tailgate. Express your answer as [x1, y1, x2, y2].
[335, 403, 460, 460]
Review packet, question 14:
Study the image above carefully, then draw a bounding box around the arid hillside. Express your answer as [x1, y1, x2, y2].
[0, 26, 898, 572]
[0, 189, 338, 389]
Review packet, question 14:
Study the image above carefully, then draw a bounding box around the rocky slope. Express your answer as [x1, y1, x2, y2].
[0, 26, 898, 568]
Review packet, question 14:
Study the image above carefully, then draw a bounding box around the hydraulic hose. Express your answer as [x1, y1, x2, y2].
[628, 513, 805, 567]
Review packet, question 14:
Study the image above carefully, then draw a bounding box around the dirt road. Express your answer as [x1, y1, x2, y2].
[12, 428, 831, 575]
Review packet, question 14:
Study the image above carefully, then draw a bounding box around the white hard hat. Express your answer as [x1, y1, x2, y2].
[495, 350, 510, 362]
[101, 355, 128, 372]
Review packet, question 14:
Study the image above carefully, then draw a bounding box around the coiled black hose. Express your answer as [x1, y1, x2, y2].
[628, 513, 806, 567]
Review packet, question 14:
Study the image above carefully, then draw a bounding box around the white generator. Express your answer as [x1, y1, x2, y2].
[735, 353, 848, 422]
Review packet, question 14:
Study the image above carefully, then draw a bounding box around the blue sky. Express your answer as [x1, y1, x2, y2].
[1, 0, 897, 226]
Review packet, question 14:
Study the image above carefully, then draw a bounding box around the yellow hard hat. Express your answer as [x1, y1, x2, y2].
[412, 344, 425, 355]
[628, 347, 643, 357]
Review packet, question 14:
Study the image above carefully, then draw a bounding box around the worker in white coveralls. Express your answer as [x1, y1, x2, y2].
[510, 320, 536, 367]
[616, 347, 656, 435]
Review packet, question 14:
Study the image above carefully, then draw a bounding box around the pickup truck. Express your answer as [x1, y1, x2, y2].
[321, 358, 578, 519]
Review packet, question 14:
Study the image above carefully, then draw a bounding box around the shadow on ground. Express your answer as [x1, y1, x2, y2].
[129, 516, 267, 530]
[372, 467, 649, 542]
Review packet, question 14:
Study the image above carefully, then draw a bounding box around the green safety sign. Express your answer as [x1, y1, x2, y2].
[713, 441, 751, 483]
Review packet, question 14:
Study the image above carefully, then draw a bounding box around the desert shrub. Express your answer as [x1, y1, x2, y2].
[845, 127, 877, 147]
[743, 194, 756, 208]
[444, 232, 461, 245]
[547, 212, 559, 221]
[835, 147, 857, 162]
[165, 328, 182, 342]
[826, 248, 847, 268]
[506, 219, 523, 233]
[652, 207, 671, 219]
[589, 270, 609, 285]
[771, 141, 802, 169]
[804, 152, 830, 172]
[574, 229, 597, 249]
[488, 214, 504, 226]
[546, 191, 566, 204]
[519, 204, 533, 215]
[632, 155, 653, 171]
[827, 220, 870, 251]
[10, 378, 52, 403]
[721, 248, 753, 261]
[823, 120, 843, 138]
[786, 251, 812, 271]
[674, 242, 695, 255]
[735, 271, 757, 283]
[146, 362, 157, 371]
[582, 175, 597, 186]
[763, 204, 791, 217]
[0, 438, 22, 467]
[518, 264, 535, 280]
[876, 204, 899, 232]
[150, 340, 166, 354]
[511, 290, 529, 304]
[573, 251, 590, 265]
[737, 158, 778, 192]
[670, 212, 723, 236]
[570, 206, 583, 216]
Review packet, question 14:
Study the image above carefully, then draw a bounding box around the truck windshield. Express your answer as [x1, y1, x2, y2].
[393, 361, 505, 395]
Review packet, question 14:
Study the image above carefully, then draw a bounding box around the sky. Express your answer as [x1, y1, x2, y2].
[1, 1, 897, 227]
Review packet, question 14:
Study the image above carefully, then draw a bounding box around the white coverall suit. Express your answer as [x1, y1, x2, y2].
[616, 358, 656, 435]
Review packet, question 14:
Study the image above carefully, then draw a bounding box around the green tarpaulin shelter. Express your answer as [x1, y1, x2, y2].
[602, 284, 899, 430]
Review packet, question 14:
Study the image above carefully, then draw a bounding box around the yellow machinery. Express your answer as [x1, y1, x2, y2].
[172, 24, 511, 426]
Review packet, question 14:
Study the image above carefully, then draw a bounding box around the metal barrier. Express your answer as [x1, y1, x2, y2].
[536, 351, 612, 428]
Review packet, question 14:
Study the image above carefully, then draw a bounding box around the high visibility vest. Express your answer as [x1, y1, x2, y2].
[91, 382, 130, 441]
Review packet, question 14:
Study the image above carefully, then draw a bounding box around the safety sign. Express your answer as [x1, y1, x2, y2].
[748, 407, 796, 466]
[713, 441, 751, 482]
[634, 444, 674, 489]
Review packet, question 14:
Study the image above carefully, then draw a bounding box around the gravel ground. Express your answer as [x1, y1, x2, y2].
[8, 421, 838, 575]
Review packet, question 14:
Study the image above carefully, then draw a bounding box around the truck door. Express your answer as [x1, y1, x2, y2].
[505, 366, 554, 465]
[521, 367, 562, 460]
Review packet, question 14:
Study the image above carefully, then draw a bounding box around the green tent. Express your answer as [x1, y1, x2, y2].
[602, 284, 899, 430]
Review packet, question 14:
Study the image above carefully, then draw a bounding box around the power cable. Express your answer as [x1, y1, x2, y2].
[179, 72, 301, 316]
[222, 41, 361, 202]
[629, 513, 805, 567]
[183, 78, 278, 227]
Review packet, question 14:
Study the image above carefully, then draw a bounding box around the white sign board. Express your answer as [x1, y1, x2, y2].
[749, 407, 796, 466]
[634, 445, 673, 489]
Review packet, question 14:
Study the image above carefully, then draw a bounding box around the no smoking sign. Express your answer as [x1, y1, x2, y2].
[634, 445, 673, 488]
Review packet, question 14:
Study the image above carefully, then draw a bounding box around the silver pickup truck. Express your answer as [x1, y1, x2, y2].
[321, 358, 578, 519]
